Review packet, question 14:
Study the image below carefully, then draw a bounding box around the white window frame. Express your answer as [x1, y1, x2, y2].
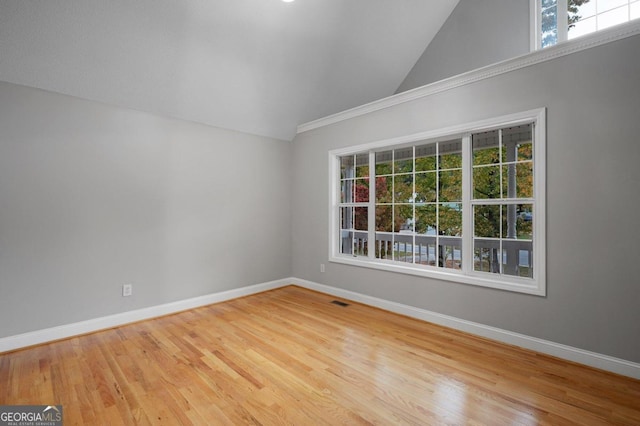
[532, 0, 640, 49]
[329, 109, 546, 296]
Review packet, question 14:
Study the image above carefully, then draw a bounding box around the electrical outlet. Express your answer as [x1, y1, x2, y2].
[320, 263, 325, 273]
[122, 284, 133, 297]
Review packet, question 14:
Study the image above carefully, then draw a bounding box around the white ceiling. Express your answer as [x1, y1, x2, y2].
[0, 0, 458, 141]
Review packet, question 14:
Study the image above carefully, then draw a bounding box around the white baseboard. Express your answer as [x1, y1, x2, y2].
[2, 276, 638, 380]
[0, 278, 289, 353]
[290, 278, 640, 380]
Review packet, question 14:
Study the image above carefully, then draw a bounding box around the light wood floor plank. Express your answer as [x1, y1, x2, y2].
[1, 285, 639, 425]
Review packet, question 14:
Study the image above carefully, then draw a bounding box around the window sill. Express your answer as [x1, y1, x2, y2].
[329, 255, 546, 296]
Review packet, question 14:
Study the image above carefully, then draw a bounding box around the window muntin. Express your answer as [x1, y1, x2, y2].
[330, 110, 545, 295]
[538, 0, 640, 48]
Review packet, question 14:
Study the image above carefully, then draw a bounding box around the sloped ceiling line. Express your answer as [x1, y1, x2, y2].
[0, 0, 459, 141]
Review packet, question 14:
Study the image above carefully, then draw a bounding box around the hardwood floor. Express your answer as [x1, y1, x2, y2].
[1, 285, 639, 425]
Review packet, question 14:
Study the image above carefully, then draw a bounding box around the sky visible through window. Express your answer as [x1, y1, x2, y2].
[541, 0, 640, 48]
[569, 0, 640, 38]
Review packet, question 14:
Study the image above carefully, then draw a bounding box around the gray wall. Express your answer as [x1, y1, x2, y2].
[0, 81, 291, 337]
[397, 0, 530, 93]
[291, 34, 640, 363]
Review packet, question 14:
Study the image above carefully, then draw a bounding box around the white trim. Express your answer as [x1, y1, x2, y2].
[533, 113, 546, 293]
[291, 278, 640, 380]
[328, 109, 543, 156]
[461, 133, 473, 274]
[530, 0, 539, 52]
[297, 19, 640, 134]
[0, 278, 289, 353]
[328, 256, 543, 295]
[1, 276, 639, 379]
[558, 0, 569, 46]
[329, 109, 546, 296]
[328, 151, 339, 262]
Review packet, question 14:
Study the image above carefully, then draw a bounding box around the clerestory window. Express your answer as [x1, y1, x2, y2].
[329, 109, 546, 295]
[535, 0, 640, 49]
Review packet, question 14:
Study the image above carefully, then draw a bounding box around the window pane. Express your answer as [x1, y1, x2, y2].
[474, 240, 501, 273]
[518, 141, 533, 161]
[474, 205, 501, 238]
[439, 169, 462, 202]
[474, 148, 500, 165]
[354, 178, 369, 202]
[517, 163, 534, 198]
[502, 240, 534, 278]
[439, 148, 462, 170]
[394, 235, 413, 263]
[569, 2, 596, 39]
[355, 165, 369, 179]
[394, 174, 414, 203]
[415, 236, 436, 266]
[355, 153, 369, 178]
[598, 5, 629, 29]
[394, 205, 413, 233]
[340, 207, 353, 230]
[375, 150, 393, 175]
[353, 232, 368, 257]
[340, 179, 353, 203]
[340, 230, 353, 255]
[632, 1, 640, 20]
[542, 28, 558, 48]
[415, 204, 437, 235]
[439, 203, 462, 237]
[340, 155, 354, 179]
[375, 232, 393, 260]
[516, 204, 534, 240]
[502, 204, 518, 239]
[573, 0, 596, 18]
[598, 0, 628, 14]
[502, 124, 531, 154]
[415, 143, 437, 172]
[501, 163, 533, 199]
[354, 207, 368, 231]
[375, 205, 393, 232]
[518, 248, 534, 278]
[341, 229, 368, 257]
[439, 240, 462, 270]
[541, 0, 558, 48]
[473, 130, 500, 165]
[394, 147, 413, 174]
[375, 176, 393, 203]
[553, 0, 638, 44]
[415, 172, 436, 203]
[473, 165, 501, 199]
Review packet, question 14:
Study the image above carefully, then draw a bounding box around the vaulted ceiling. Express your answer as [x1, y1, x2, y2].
[0, 0, 459, 140]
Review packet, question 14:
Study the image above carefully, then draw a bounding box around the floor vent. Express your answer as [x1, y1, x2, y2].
[331, 300, 350, 307]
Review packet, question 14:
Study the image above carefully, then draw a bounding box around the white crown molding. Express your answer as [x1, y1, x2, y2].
[0, 278, 289, 353]
[291, 278, 640, 380]
[297, 20, 640, 135]
[2, 276, 638, 380]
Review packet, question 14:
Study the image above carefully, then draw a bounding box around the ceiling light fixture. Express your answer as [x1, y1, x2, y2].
[282, 0, 294, 3]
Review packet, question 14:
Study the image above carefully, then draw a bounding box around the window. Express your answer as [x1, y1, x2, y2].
[330, 109, 546, 295]
[472, 126, 535, 279]
[535, 0, 640, 48]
